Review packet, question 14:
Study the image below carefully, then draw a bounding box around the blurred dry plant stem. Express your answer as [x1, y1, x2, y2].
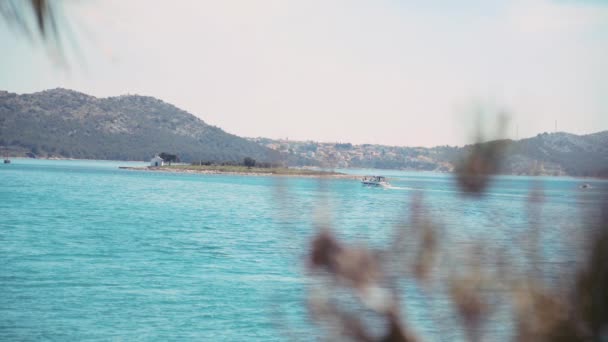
[300, 112, 607, 340]
[308, 229, 415, 341]
[303, 189, 606, 341]
[0, 0, 66, 63]
[455, 110, 509, 195]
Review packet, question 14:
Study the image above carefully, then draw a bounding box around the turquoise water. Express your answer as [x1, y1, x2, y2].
[1, 159, 606, 341]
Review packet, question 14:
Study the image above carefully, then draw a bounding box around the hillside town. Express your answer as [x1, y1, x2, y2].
[247, 137, 457, 170]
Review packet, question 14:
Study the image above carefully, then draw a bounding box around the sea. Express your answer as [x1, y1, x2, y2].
[1, 159, 606, 341]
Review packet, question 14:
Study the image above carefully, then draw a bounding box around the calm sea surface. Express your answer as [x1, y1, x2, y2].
[1, 159, 606, 341]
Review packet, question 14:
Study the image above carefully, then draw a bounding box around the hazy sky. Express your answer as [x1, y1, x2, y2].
[1, 0, 607, 146]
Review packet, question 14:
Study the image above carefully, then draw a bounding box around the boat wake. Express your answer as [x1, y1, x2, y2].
[385, 186, 418, 191]
[385, 185, 534, 198]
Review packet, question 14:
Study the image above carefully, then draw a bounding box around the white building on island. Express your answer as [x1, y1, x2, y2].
[150, 155, 164, 167]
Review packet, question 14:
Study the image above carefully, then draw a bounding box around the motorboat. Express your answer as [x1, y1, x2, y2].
[361, 175, 389, 187]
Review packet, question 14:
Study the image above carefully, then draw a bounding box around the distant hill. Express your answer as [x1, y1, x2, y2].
[250, 131, 608, 177]
[2, 88, 605, 176]
[499, 131, 608, 177]
[0, 88, 292, 163]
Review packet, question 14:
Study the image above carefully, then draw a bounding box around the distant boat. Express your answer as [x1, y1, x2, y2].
[579, 183, 591, 189]
[362, 175, 390, 187]
[3, 159, 9, 164]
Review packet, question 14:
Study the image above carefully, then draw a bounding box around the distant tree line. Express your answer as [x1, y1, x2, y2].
[191, 157, 283, 169]
[158, 152, 179, 165]
[334, 143, 353, 149]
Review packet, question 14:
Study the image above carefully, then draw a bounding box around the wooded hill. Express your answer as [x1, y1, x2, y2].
[0, 88, 295, 163]
[251, 131, 608, 177]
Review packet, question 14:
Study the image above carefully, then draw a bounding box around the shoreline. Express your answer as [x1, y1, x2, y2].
[2, 157, 604, 180]
[118, 166, 360, 179]
[116, 166, 607, 181]
[5, 156, 146, 163]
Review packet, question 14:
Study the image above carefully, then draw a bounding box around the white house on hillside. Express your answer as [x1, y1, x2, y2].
[150, 155, 164, 167]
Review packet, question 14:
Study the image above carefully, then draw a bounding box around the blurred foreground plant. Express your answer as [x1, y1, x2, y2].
[1, 0, 73, 65]
[301, 186, 606, 342]
[294, 116, 607, 341]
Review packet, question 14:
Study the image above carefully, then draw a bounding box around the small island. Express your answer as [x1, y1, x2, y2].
[120, 155, 355, 179]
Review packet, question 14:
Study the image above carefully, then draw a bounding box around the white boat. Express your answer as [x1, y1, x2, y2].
[361, 175, 389, 187]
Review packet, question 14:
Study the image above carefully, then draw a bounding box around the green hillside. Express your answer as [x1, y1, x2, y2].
[0, 88, 286, 163]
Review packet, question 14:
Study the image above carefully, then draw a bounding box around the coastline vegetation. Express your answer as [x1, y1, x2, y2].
[151, 157, 344, 176]
[165, 165, 340, 176]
